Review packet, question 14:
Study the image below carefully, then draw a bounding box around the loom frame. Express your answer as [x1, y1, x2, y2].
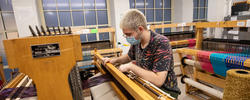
[177, 20, 250, 98]
[93, 51, 174, 100]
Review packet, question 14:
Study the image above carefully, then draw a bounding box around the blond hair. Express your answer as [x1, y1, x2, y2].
[120, 9, 148, 30]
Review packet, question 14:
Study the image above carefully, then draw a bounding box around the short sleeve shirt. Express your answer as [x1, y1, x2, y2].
[128, 31, 180, 93]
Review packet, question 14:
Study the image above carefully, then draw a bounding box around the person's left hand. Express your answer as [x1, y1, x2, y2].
[118, 62, 133, 72]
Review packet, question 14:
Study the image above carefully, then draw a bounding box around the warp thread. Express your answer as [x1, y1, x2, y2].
[0, 74, 112, 99]
[225, 56, 248, 69]
[223, 69, 250, 100]
[82, 74, 113, 90]
[210, 53, 229, 77]
[188, 39, 196, 48]
[210, 53, 249, 77]
[197, 51, 214, 73]
[0, 87, 36, 100]
[202, 38, 250, 54]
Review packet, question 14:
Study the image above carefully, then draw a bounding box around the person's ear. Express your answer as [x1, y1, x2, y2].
[138, 26, 144, 32]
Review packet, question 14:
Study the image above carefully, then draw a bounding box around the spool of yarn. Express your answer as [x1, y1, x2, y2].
[223, 69, 250, 100]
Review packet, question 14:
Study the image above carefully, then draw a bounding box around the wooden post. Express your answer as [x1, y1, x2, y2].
[177, 53, 191, 93]
[150, 25, 155, 32]
[195, 28, 204, 50]
[0, 57, 6, 84]
[112, 31, 116, 48]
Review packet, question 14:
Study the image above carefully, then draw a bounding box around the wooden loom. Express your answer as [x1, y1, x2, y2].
[89, 39, 197, 100]
[176, 20, 250, 99]
[76, 27, 122, 67]
[1, 23, 199, 100]
[0, 26, 123, 99]
[93, 51, 175, 100]
[3, 34, 82, 100]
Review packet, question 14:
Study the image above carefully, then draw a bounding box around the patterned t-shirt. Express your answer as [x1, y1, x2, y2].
[128, 31, 180, 93]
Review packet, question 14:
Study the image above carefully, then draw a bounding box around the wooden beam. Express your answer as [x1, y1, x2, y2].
[195, 28, 203, 50]
[170, 39, 196, 46]
[196, 71, 225, 88]
[233, 0, 250, 5]
[3, 73, 25, 89]
[94, 61, 106, 74]
[176, 48, 198, 56]
[150, 22, 196, 30]
[111, 32, 117, 48]
[85, 48, 122, 56]
[196, 20, 247, 28]
[94, 54, 128, 100]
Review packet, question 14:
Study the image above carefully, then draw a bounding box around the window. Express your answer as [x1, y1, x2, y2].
[0, 0, 18, 38]
[129, 0, 172, 33]
[193, 0, 208, 21]
[0, 0, 17, 66]
[42, 0, 109, 28]
[42, 0, 110, 43]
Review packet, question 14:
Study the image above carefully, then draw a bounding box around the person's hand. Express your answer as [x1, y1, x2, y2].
[118, 62, 133, 72]
[102, 57, 116, 65]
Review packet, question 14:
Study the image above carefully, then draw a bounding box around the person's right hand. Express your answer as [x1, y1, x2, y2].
[102, 57, 116, 65]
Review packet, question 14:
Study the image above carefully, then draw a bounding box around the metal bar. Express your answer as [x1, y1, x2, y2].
[68, 26, 72, 34]
[35, 26, 42, 36]
[28, 25, 37, 37]
[41, 26, 47, 36]
[53, 26, 56, 35]
[63, 27, 67, 34]
[46, 26, 52, 36]
[57, 26, 61, 35]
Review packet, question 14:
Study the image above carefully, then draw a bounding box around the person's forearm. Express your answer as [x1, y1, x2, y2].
[113, 54, 131, 64]
[129, 64, 167, 87]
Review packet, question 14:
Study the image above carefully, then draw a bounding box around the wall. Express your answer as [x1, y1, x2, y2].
[173, 0, 183, 23]
[173, 0, 193, 23]
[207, 0, 228, 22]
[182, 0, 193, 22]
[110, 0, 131, 54]
[207, 0, 229, 38]
[12, 0, 41, 38]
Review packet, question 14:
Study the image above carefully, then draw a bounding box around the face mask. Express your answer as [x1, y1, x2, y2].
[126, 36, 140, 45]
